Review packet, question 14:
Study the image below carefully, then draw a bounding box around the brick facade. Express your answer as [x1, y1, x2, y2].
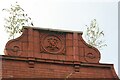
[0, 27, 118, 79]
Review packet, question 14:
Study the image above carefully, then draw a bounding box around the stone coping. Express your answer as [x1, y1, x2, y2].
[23, 26, 83, 34]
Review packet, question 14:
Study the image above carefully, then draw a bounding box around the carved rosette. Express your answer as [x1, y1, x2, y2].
[41, 34, 65, 54]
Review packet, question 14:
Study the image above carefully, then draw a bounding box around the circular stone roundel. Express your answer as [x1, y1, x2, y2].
[41, 34, 64, 54]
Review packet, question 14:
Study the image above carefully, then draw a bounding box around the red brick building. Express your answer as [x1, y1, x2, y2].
[0, 27, 118, 79]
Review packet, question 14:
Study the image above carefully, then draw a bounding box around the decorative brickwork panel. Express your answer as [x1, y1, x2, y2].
[78, 33, 100, 63]
[4, 29, 28, 57]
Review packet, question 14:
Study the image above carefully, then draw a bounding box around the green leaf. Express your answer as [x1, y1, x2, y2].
[3, 2, 34, 39]
[84, 19, 107, 50]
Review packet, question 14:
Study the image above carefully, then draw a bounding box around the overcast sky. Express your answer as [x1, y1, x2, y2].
[0, 0, 119, 75]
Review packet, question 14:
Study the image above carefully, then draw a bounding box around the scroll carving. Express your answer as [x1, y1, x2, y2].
[84, 48, 100, 63]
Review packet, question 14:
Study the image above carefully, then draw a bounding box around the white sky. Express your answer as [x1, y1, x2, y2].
[0, 0, 119, 75]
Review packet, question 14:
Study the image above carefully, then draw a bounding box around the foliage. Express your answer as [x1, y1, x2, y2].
[84, 19, 107, 50]
[2, 2, 34, 39]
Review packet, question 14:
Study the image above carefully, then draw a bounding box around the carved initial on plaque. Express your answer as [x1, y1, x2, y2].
[41, 34, 64, 54]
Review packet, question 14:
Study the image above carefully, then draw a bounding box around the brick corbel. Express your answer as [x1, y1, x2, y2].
[28, 57, 35, 68]
[74, 64, 80, 72]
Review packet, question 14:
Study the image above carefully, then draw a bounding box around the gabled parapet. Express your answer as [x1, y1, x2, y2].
[1, 26, 119, 79]
[4, 26, 100, 63]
